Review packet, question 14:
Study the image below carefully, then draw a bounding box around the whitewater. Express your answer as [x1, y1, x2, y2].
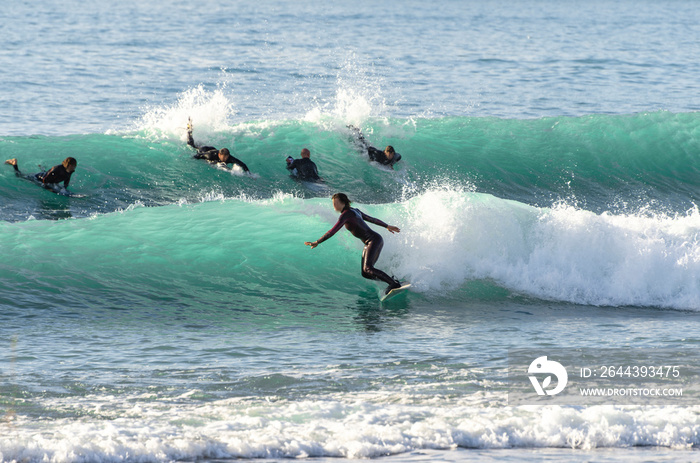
[2, 0, 700, 462]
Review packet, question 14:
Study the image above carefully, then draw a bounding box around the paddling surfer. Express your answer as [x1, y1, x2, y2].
[348, 125, 402, 169]
[286, 148, 321, 182]
[186, 118, 250, 173]
[5, 157, 77, 192]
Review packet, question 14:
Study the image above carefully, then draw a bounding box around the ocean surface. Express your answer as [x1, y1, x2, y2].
[2, 0, 700, 461]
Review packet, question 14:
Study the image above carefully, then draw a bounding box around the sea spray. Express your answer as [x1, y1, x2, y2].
[382, 188, 700, 309]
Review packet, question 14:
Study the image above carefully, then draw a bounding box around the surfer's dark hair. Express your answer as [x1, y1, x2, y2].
[63, 157, 77, 168]
[332, 193, 351, 208]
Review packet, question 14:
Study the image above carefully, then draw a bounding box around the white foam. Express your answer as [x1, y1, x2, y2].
[2, 393, 698, 462]
[385, 188, 700, 310]
[138, 85, 237, 142]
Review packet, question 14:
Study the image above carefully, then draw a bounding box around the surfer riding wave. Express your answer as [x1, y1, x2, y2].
[305, 193, 403, 295]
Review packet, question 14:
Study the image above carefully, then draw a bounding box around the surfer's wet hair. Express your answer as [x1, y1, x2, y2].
[63, 157, 77, 168]
[332, 193, 351, 208]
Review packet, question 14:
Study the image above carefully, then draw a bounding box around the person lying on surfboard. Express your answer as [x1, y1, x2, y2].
[286, 148, 321, 182]
[348, 125, 402, 169]
[5, 157, 77, 191]
[305, 192, 403, 295]
[186, 118, 250, 173]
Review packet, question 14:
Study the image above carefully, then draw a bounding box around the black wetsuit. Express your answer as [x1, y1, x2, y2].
[367, 147, 402, 168]
[11, 163, 73, 187]
[187, 132, 250, 172]
[348, 125, 402, 169]
[316, 207, 398, 287]
[193, 150, 250, 172]
[287, 157, 320, 182]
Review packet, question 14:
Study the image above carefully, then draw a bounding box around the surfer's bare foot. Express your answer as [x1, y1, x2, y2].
[5, 158, 17, 166]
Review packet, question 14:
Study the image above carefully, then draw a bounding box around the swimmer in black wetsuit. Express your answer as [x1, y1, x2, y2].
[305, 193, 402, 295]
[348, 125, 402, 169]
[186, 118, 250, 173]
[5, 157, 77, 190]
[286, 148, 320, 182]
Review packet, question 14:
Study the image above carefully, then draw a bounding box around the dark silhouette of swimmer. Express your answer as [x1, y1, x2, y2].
[305, 192, 402, 295]
[286, 148, 320, 182]
[186, 118, 250, 173]
[348, 125, 402, 168]
[5, 157, 77, 190]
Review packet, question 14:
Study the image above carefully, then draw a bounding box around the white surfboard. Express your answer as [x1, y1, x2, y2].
[380, 283, 411, 302]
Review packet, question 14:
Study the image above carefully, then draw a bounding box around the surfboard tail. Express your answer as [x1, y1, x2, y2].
[380, 283, 411, 302]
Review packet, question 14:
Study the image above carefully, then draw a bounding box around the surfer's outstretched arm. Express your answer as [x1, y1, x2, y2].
[358, 210, 400, 233]
[304, 224, 339, 248]
[305, 211, 352, 249]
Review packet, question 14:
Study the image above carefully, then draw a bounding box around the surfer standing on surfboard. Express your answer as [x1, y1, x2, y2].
[305, 192, 403, 295]
[5, 157, 77, 191]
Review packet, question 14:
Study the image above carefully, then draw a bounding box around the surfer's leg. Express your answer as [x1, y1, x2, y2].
[347, 125, 370, 150]
[4, 158, 22, 176]
[187, 132, 196, 149]
[186, 119, 197, 149]
[361, 237, 400, 288]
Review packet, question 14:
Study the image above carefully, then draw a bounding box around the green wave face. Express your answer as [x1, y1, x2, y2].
[3, 111, 699, 222]
[2, 112, 700, 310]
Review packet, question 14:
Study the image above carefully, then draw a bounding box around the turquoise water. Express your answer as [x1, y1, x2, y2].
[2, 0, 700, 461]
[3, 111, 700, 221]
